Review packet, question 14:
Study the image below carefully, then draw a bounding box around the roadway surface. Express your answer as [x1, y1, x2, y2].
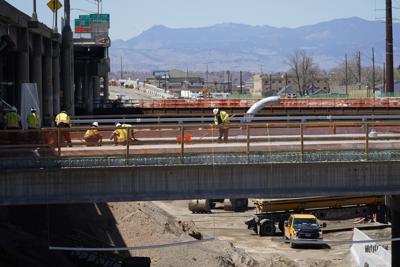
[109, 86, 157, 100]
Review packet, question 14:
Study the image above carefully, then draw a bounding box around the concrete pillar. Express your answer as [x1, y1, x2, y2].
[42, 40, 53, 126]
[31, 35, 43, 113]
[52, 42, 61, 115]
[388, 195, 400, 266]
[16, 29, 30, 109]
[87, 76, 94, 113]
[61, 0, 74, 115]
[93, 75, 100, 109]
[82, 61, 90, 112]
[103, 73, 109, 101]
[75, 63, 83, 106]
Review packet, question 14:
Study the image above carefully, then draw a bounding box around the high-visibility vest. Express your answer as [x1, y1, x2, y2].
[55, 112, 71, 126]
[113, 129, 127, 142]
[27, 112, 40, 129]
[84, 128, 99, 138]
[6, 111, 19, 128]
[214, 111, 230, 126]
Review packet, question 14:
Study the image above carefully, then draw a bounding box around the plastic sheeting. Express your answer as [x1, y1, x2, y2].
[20, 83, 40, 129]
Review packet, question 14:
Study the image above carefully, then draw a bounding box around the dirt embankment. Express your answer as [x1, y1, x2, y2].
[107, 201, 308, 267]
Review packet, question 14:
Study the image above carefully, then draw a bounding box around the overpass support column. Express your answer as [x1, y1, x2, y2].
[388, 195, 400, 266]
[42, 39, 53, 126]
[61, 0, 74, 115]
[93, 75, 100, 109]
[17, 29, 30, 108]
[103, 73, 109, 101]
[87, 76, 94, 114]
[31, 35, 43, 113]
[52, 41, 61, 115]
[75, 64, 83, 106]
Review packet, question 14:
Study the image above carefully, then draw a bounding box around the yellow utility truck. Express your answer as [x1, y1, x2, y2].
[245, 195, 386, 236]
[284, 214, 325, 248]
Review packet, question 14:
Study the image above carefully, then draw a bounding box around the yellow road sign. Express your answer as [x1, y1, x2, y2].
[47, 0, 62, 13]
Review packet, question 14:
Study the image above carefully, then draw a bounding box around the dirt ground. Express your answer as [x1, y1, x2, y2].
[147, 200, 391, 267]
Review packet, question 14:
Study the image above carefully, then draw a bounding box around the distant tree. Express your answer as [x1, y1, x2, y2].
[330, 51, 384, 89]
[285, 50, 320, 96]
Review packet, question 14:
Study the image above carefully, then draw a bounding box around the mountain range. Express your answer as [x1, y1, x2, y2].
[110, 17, 400, 72]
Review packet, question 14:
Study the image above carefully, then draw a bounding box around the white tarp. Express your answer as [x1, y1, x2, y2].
[20, 83, 40, 129]
[351, 228, 390, 267]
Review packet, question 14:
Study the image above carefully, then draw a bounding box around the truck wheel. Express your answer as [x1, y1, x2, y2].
[259, 220, 275, 236]
[224, 199, 246, 212]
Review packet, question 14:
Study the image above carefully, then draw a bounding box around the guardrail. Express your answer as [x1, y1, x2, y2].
[2, 121, 400, 167]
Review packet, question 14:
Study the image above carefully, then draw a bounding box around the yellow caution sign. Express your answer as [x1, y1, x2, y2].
[47, 0, 62, 13]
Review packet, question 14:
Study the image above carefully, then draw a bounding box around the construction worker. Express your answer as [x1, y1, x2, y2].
[5, 106, 21, 129]
[84, 121, 102, 146]
[27, 108, 40, 143]
[109, 122, 127, 145]
[121, 123, 137, 141]
[213, 108, 230, 143]
[55, 110, 72, 147]
[4, 106, 21, 144]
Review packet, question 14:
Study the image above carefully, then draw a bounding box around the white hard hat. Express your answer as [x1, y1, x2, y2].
[116, 123, 122, 127]
[11, 106, 17, 112]
[213, 108, 219, 115]
[92, 122, 99, 127]
[31, 107, 37, 112]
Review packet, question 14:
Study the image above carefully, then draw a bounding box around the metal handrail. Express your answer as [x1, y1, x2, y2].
[1, 121, 400, 163]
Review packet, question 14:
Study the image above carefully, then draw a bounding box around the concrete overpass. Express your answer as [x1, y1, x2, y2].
[1, 157, 400, 205]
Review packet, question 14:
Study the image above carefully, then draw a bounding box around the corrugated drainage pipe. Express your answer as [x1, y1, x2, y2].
[243, 96, 280, 122]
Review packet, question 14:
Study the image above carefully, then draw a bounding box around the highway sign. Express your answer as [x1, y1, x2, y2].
[47, 0, 62, 13]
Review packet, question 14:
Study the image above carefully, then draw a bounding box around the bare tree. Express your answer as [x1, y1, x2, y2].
[286, 50, 320, 95]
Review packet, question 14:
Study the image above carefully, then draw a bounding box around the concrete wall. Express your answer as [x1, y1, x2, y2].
[1, 161, 400, 205]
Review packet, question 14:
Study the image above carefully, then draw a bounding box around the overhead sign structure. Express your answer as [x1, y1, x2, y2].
[47, 0, 62, 13]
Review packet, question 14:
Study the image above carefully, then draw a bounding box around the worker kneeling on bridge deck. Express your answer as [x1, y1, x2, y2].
[84, 122, 102, 146]
[213, 108, 230, 143]
[55, 110, 72, 147]
[121, 123, 137, 141]
[110, 122, 128, 145]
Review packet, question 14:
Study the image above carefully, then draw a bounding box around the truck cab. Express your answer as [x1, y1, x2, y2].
[284, 214, 324, 248]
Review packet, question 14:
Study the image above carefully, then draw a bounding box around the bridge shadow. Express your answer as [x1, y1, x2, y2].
[0, 203, 133, 266]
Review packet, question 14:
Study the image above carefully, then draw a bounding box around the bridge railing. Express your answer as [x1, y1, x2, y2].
[1, 121, 400, 167]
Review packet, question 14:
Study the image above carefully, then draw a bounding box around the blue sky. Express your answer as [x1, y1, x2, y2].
[6, 0, 388, 40]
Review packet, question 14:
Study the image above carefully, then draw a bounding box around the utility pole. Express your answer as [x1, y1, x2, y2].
[269, 74, 272, 96]
[120, 56, 123, 80]
[54, 0, 58, 32]
[32, 0, 38, 21]
[206, 64, 209, 90]
[358, 50, 361, 89]
[240, 70, 243, 94]
[386, 0, 394, 93]
[345, 54, 348, 96]
[383, 63, 386, 93]
[372, 48, 375, 98]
